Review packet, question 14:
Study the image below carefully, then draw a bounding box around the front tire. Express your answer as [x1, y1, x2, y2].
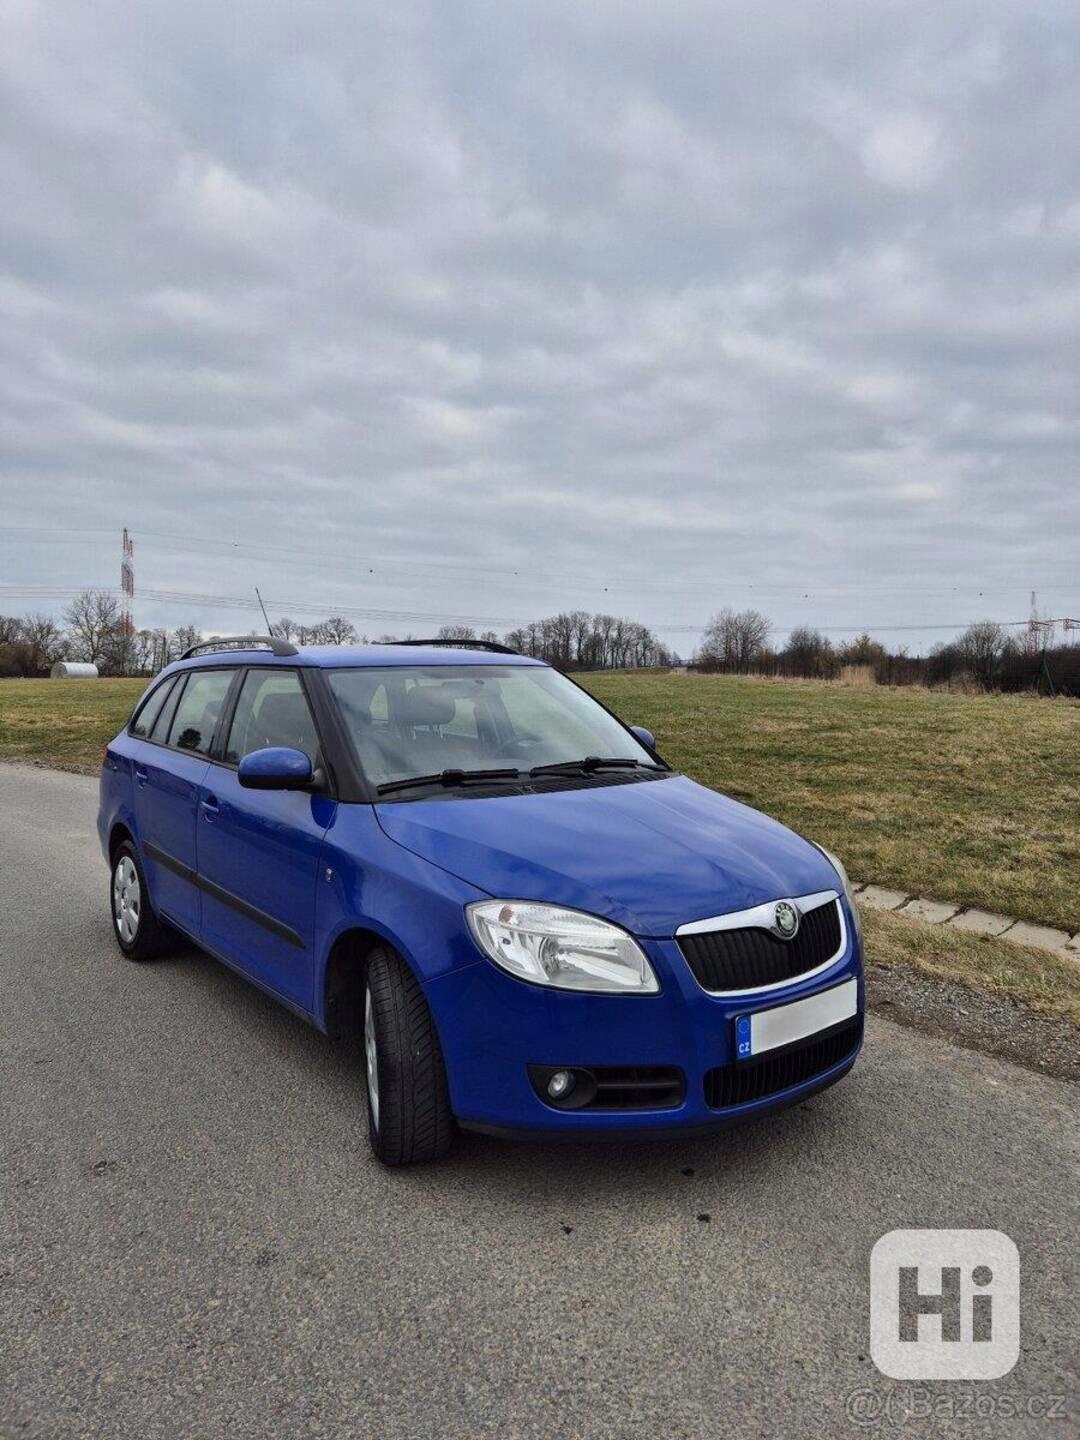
[110, 841, 176, 962]
[364, 945, 454, 1165]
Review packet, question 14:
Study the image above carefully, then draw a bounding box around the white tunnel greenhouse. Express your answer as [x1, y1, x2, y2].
[50, 661, 99, 679]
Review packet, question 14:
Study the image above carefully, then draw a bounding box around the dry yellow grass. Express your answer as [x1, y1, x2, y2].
[863, 906, 1080, 1027]
[837, 664, 874, 687]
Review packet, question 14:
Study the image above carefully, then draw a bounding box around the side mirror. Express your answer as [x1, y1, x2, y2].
[629, 724, 656, 751]
[238, 746, 313, 791]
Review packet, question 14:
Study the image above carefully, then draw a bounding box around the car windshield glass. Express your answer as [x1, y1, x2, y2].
[325, 665, 657, 790]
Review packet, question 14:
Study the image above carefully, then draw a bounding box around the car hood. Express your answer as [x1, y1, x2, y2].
[375, 774, 839, 937]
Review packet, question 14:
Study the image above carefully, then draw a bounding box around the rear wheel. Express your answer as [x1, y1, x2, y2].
[363, 945, 454, 1165]
[110, 841, 176, 961]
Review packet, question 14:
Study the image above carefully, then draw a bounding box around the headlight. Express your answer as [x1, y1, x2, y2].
[466, 900, 659, 994]
[814, 844, 863, 945]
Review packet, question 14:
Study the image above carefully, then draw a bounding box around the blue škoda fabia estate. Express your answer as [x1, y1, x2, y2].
[98, 637, 865, 1165]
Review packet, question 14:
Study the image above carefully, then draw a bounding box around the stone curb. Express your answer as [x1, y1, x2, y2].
[851, 882, 1080, 959]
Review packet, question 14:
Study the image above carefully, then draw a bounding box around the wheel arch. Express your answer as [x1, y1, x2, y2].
[322, 926, 386, 1040]
[108, 820, 136, 864]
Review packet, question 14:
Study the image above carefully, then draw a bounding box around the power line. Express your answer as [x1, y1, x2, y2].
[0, 524, 1075, 602]
[0, 582, 1062, 637]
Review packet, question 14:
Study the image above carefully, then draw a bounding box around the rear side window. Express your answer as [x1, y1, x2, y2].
[224, 669, 319, 764]
[166, 669, 235, 756]
[130, 677, 175, 739]
[150, 679, 183, 743]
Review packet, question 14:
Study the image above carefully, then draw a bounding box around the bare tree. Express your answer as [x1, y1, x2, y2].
[436, 624, 476, 642]
[569, 611, 591, 664]
[20, 613, 66, 672]
[838, 632, 887, 669]
[148, 628, 171, 670]
[497, 611, 672, 670]
[592, 614, 616, 668]
[63, 589, 121, 665]
[319, 615, 358, 645]
[274, 617, 299, 641]
[547, 613, 576, 666]
[957, 621, 1008, 689]
[699, 608, 772, 672]
[173, 624, 200, 658]
[783, 626, 837, 680]
[611, 618, 633, 668]
[101, 625, 140, 677]
[736, 610, 772, 668]
[0, 615, 23, 645]
[129, 628, 157, 674]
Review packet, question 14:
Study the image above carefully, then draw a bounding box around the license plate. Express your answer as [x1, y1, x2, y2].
[734, 977, 858, 1061]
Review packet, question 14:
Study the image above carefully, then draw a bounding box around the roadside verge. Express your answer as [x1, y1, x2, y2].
[862, 907, 1080, 1082]
[856, 881, 1080, 957]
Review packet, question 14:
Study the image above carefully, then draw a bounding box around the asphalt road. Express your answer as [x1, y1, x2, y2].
[1, 763, 1077, 1439]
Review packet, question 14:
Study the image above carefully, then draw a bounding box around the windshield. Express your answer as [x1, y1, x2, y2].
[325, 664, 657, 790]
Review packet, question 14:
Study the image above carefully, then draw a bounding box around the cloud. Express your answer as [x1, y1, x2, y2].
[818, 95, 950, 193]
[0, 0, 1077, 650]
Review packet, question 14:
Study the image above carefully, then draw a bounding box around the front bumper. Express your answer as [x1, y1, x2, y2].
[427, 897, 865, 1136]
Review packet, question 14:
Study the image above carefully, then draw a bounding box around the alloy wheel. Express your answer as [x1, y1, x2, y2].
[364, 985, 380, 1130]
[112, 855, 141, 944]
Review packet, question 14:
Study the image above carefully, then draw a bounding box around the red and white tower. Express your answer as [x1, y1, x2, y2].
[121, 528, 135, 637]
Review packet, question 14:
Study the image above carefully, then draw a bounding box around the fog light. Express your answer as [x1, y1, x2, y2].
[547, 1070, 574, 1099]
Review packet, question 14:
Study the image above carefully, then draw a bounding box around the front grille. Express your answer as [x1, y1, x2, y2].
[678, 899, 842, 992]
[704, 1018, 862, 1109]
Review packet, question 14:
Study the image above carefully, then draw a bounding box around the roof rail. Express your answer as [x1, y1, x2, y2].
[375, 638, 520, 656]
[179, 635, 299, 660]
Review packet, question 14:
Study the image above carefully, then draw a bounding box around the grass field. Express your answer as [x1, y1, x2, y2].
[0, 677, 145, 770]
[582, 672, 1079, 933]
[2, 672, 1078, 932]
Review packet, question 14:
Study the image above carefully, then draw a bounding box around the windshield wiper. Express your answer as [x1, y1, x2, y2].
[529, 756, 664, 778]
[376, 767, 522, 797]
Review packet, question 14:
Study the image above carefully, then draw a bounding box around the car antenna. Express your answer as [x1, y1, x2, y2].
[254, 586, 275, 636]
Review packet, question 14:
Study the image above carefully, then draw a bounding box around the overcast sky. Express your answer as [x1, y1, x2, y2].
[2, 0, 1078, 654]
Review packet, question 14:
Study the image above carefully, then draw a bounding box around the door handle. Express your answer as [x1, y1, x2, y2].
[201, 795, 220, 815]
[134, 767, 149, 785]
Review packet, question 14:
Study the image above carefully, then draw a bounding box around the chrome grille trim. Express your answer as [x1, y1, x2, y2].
[675, 890, 847, 997]
[675, 888, 838, 938]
